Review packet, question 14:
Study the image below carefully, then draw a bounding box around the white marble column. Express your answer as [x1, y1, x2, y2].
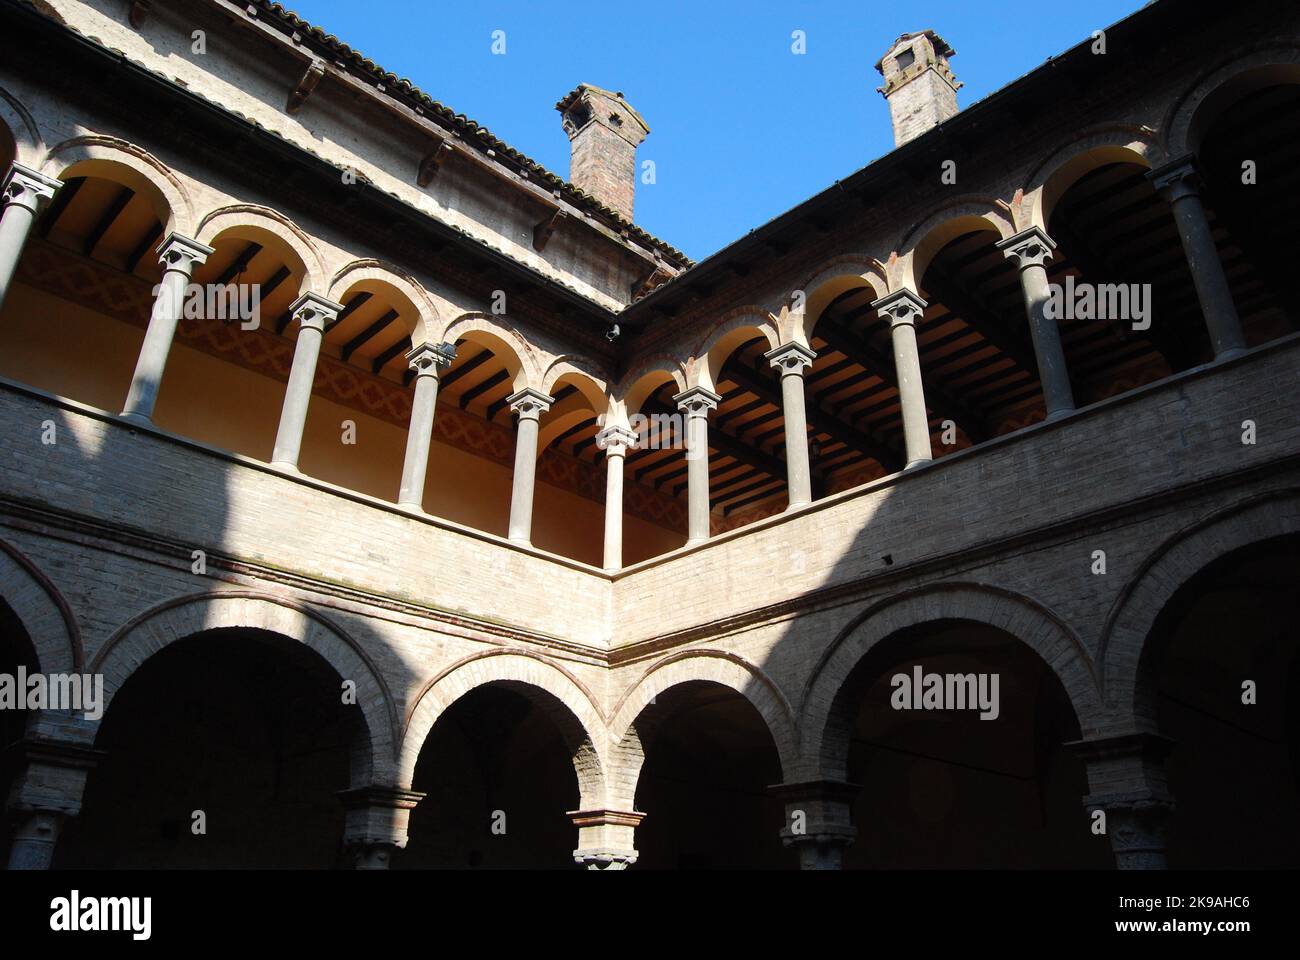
[506, 388, 554, 544]
[764, 343, 816, 507]
[1148, 156, 1247, 360]
[270, 292, 343, 469]
[871, 290, 934, 467]
[397, 342, 454, 509]
[121, 233, 214, 423]
[597, 425, 638, 571]
[0, 163, 61, 311]
[996, 226, 1076, 420]
[674, 386, 720, 546]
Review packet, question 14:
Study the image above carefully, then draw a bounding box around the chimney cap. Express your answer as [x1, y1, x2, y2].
[874, 29, 956, 73]
[555, 83, 651, 136]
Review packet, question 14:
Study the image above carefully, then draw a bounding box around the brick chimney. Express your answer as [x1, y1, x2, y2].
[875, 31, 962, 147]
[556, 84, 649, 221]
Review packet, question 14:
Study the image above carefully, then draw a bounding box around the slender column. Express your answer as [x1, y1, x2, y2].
[1069, 732, 1175, 870]
[763, 343, 816, 508]
[0, 163, 61, 311]
[569, 808, 645, 870]
[338, 785, 425, 870]
[270, 292, 343, 469]
[5, 738, 103, 870]
[506, 388, 554, 544]
[674, 386, 721, 546]
[996, 226, 1075, 420]
[397, 342, 454, 509]
[120, 232, 214, 423]
[596, 425, 638, 571]
[871, 290, 933, 467]
[1148, 156, 1247, 360]
[770, 779, 859, 870]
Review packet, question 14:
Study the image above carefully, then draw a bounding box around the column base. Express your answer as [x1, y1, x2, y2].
[1045, 406, 1075, 422]
[396, 499, 425, 513]
[269, 460, 301, 473]
[785, 498, 812, 512]
[1214, 346, 1249, 362]
[118, 411, 153, 427]
[903, 457, 932, 470]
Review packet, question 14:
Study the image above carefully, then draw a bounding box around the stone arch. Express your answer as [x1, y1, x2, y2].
[400, 649, 607, 808]
[690, 306, 781, 393]
[607, 649, 797, 808]
[438, 312, 542, 393]
[538, 358, 610, 452]
[896, 197, 1016, 294]
[1165, 41, 1300, 159]
[197, 204, 327, 295]
[1099, 489, 1300, 734]
[327, 258, 439, 346]
[1023, 123, 1164, 230]
[0, 84, 43, 168]
[89, 591, 398, 785]
[41, 135, 193, 234]
[0, 537, 81, 676]
[790, 255, 889, 345]
[799, 582, 1101, 782]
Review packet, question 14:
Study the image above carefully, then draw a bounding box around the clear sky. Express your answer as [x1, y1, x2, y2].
[284, 0, 1147, 260]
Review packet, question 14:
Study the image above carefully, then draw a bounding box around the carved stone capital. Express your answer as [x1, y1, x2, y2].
[287, 291, 344, 333]
[507, 387, 553, 421]
[764, 341, 817, 377]
[156, 232, 214, 274]
[870, 289, 927, 328]
[1146, 155, 1201, 204]
[407, 341, 455, 378]
[673, 385, 721, 418]
[1, 163, 62, 214]
[995, 226, 1057, 270]
[338, 785, 425, 867]
[595, 424, 638, 456]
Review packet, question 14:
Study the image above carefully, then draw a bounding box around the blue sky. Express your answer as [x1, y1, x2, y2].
[286, 0, 1146, 260]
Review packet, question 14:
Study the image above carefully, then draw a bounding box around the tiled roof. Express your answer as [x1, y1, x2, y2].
[255, 1, 692, 268]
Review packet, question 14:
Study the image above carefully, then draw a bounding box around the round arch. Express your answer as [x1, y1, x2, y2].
[0, 84, 43, 168]
[400, 649, 608, 808]
[0, 537, 81, 677]
[328, 259, 439, 346]
[608, 649, 797, 808]
[789, 256, 889, 345]
[1023, 124, 1163, 230]
[611, 354, 688, 426]
[896, 198, 1016, 294]
[1100, 489, 1300, 732]
[690, 307, 780, 393]
[438, 312, 542, 393]
[41, 135, 192, 234]
[89, 592, 398, 785]
[1165, 42, 1300, 159]
[799, 582, 1101, 782]
[197, 204, 327, 295]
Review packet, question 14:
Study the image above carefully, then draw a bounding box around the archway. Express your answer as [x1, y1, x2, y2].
[56, 627, 367, 868]
[1140, 534, 1300, 866]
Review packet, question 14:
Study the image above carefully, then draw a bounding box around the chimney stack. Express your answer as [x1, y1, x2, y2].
[876, 31, 962, 147]
[556, 84, 649, 222]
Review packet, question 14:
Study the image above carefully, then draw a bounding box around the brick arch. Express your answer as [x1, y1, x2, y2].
[0, 537, 81, 676]
[895, 196, 1016, 294]
[541, 356, 609, 412]
[690, 306, 780, 393]
[1022, 123, 1164, 230]
[610, 353, 688, 424]
[0, 84, 43, 167]
[89, 591, 398, 786]
[400, 649, 607, 808]
[789, 255, 889, 345]
[1099, 489, 1300, 734]
[1164, 41, 1300, 159]
[799, 582, 1101, 782]
[438, 312, 542, 393]
[41, 135, 193, 235]
[197, 204, 328, 295]
[327, 258, 440, 346]
[607, 649, 797, 809]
